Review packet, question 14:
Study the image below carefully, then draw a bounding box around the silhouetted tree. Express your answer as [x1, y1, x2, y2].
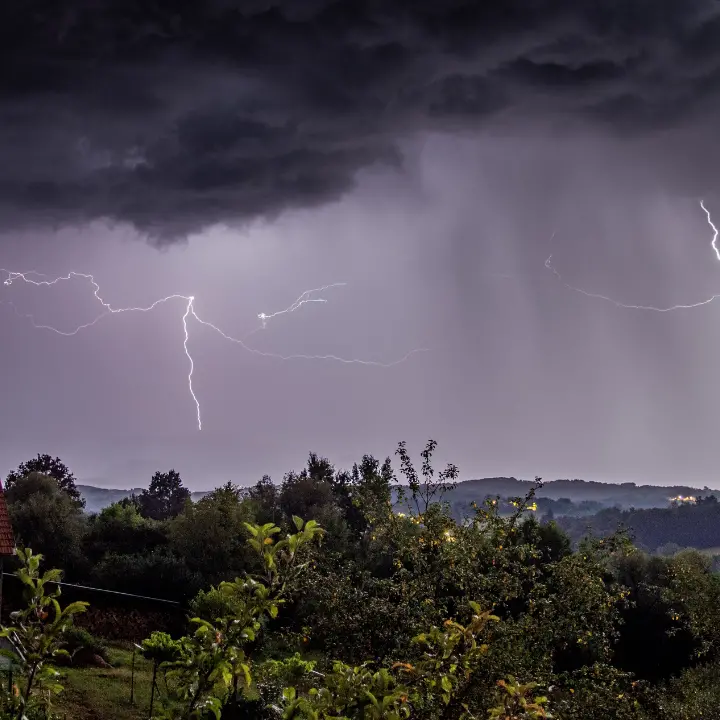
[138, 469, 190, 521]
[280, 453, 337, 521]
[396, 439, 458, 516]
[332, 454, 395, 533]
[5, 453, 84, 507]
[246, 474, 281, 524]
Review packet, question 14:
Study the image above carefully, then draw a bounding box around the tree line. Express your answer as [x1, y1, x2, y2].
[555, 495, 720, 553]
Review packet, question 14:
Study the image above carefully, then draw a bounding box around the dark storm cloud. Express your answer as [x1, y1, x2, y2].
[4, 0, 720, 240]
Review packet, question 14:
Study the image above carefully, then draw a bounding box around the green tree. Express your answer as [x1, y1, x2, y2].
[139, 469, 191, 521]
[168, 483, 257, 584]
[84, 500, 169, 563]
[5, 455, 84, 508]
[6, 474, 87, 576]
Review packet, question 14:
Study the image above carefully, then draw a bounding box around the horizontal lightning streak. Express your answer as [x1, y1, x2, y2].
[546, 199, 720, 313]
[1, 272, 427, 430]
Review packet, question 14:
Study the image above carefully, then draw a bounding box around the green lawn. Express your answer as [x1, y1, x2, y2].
[55, 643, 156, 720]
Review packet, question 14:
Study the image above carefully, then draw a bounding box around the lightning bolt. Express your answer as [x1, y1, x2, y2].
[1, 273, 426, 430]
[546, 199, 720, 312]
[256, 283, 347, 330]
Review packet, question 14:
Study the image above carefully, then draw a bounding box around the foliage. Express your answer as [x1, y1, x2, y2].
[168, 486, 257, 584]
[91, 548, 202, 602]
[5, 455, 84, 508]
[139, 470, 191, 521]
[280, 457, 337, 527]
[280, 603, 553, 720]
[488, 677, 551, 720]
[142, 632, 183, 665]
[280, 662, 411, 720]
[147, 516, 324, 719]
[0, 547, 88, 719]
[61, 626, 109, 665]
[659, 658, 720, 719]
[6, 475, 87, 576]
[255, 654, 319, 710]
[396, 439, 458, 516]
[84, 500, 169, 564]
[557, 498, 720, 553]
[245, 476, 282, 526]
[10, 440, 720, 719]
[189, 588, 246, 625]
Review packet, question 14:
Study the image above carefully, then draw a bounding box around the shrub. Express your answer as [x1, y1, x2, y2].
[60, 626, 109, 665]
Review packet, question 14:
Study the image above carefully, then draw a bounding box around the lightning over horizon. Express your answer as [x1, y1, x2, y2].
[0, 272, 426, 430]
[546, 200, 720, 313]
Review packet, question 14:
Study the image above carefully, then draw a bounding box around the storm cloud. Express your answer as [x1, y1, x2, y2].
[4, 0, 720, 240]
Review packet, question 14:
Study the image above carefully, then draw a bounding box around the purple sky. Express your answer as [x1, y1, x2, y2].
[4, 3, 720, 489]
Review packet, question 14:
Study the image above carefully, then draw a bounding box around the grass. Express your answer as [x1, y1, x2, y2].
[54, 643, 156, 720]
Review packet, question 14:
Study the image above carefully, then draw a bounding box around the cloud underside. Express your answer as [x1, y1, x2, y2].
[3, 0, 720, 240]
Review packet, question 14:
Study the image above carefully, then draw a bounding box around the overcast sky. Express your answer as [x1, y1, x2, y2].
[3, 2, 720, 488]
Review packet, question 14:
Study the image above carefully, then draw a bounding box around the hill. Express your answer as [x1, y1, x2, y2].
[391, 477, 707, 520]
[444, 476, 704, 510]
[556, 496, 720, 555]
[77, 485, 208, 514]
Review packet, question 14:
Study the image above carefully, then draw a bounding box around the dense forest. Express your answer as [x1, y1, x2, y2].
[556, 497, 720, 555]
[2, 444, 720, 719]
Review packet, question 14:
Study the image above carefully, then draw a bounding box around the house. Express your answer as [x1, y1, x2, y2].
[0, 479, 14, 557]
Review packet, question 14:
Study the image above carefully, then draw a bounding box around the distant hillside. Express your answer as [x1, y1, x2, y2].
[556, 497, 720, 554]
[78, 476, 708, 516]
[448, 477, 705, 509]
[392, 477, 707, 519]
[77, 485, 209, 514]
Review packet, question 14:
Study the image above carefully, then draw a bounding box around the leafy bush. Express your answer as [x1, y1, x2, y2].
[91, 548, 203, 601]
[189, 587, 246, 625]
[142, 631, 183, 665]
[60, 626, 109, 665]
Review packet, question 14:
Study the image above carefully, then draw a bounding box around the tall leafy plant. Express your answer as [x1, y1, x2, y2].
[0, 547, 88, 720]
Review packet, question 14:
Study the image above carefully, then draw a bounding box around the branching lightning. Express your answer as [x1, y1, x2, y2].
[1, 272, 426, 430]
[546, 199, 720, 313]
[257, 283, 346, 329]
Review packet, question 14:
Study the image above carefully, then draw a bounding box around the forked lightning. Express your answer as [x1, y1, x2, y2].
[1, 273, 426, 430]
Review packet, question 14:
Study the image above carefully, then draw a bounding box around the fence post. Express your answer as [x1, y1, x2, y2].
[148, 659, 157, 719]
[130, 646, 136, 705]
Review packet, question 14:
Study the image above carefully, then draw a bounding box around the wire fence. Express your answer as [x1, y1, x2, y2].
[0, 568, 186, 639]
[0, 570, 184, 719]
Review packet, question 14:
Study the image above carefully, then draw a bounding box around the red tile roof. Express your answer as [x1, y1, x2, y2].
[0, 481, 15, 557]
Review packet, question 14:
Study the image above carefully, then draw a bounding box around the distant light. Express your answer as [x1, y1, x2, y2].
[669, 495, 696, 504]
